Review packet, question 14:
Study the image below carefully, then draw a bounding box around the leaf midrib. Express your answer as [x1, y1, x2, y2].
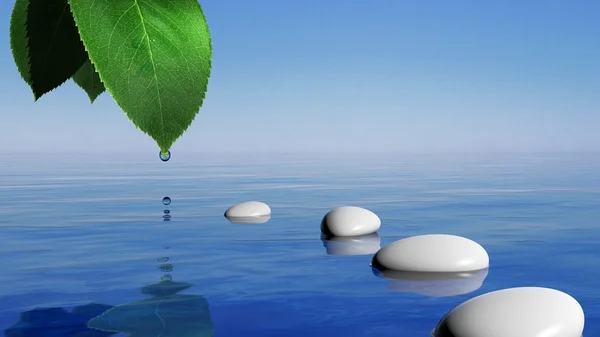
[133, 0, 165, 143]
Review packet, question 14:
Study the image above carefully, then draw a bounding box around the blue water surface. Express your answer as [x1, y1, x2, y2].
[1, 152, 599, 336]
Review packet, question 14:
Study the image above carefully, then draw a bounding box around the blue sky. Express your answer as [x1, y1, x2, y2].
[1, 0, 600, 154]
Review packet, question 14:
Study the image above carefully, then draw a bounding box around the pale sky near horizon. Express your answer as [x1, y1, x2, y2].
[1, 0, 600, 155]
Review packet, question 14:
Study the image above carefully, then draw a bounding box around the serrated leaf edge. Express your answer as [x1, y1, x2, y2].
[9, 0, 34, 98]
[72, 59, 106, 104]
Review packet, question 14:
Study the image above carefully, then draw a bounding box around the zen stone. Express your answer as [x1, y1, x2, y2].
[224, 201, 271, 218]
[320, 206, 380, 237]
[372, 234, 489, 273]
[434, 287, 585, 337]
[321, 233, 381, 255]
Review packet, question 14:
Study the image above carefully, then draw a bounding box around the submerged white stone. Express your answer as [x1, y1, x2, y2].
[321, 206, 380, 237]
[373, 234, 489, 273]
[376, 269, 488, 297]
[224, 201, 271, 218]
[434, 287, 585, 337]
[322, 233, 381, 256]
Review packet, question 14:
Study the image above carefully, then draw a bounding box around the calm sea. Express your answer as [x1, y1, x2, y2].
[1, 152, 599, 336]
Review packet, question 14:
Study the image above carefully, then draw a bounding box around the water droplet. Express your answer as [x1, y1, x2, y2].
[163, 214, 171, 219]
[162, 274, 172, 281]
[163, 218, 171, 222]
[159, 150, 171, 161]
[163, 209, 170, 214]
[157, 257, 169, 262]
[162, 197, 171, 205]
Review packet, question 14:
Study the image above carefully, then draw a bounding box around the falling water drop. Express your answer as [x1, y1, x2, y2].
[159, 150, 171, 161]
[162, 274, 172, 281]
[162, 197, 171, 205]
[164, 209, 170, 214]
[163, 214, 172, 219]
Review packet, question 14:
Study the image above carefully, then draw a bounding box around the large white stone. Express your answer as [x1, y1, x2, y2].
[373, 268, 488, 297]
[321, 233, 380, 255]
[372, 234, 489, 273]
[224, 201, 271, 218]
[434, 287, 585, 337]
[320, 206, 380, 237]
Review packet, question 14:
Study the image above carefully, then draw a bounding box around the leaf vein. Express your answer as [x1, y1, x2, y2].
[132, 0, 164, 145]
[106, 3, 135, 61]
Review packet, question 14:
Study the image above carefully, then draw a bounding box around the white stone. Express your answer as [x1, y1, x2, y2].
[322, 233, 380, 255]
[320, 206, 380, 237]
[374, 269, 488, 297]
[434, 287, 585, 337]
[373, 234, 489, 273]
[226, 215, 271, 224]
[224, 201, 271, 218]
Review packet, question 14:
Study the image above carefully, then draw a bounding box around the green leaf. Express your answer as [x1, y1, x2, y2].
[67, 0, 212, 154]
[9, 0, 30, 84]
[72, 58, 105, 103]
[10, 0, 89, 100]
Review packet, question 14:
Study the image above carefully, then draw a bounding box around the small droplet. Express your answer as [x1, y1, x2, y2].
[162, 274, 172, 281]
[157, 257, 169, 263]
[159, 150, 171, 162]
[163, 214, 171, 219]
[162, 197, 171, 205]
[163, 209, 170, 214]
[163, 218, 171, 222]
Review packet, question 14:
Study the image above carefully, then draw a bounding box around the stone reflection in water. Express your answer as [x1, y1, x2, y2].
[225, 215, 271, 224]
[321, 233, 381, 256]
[372, 267, 489, 297]
[4, 303, 115, 337]
[88, 278, 214, 337]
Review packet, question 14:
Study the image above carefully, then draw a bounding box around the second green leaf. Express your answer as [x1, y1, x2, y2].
[72, 59, 106, 103]
[10, 0, 89, 100]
